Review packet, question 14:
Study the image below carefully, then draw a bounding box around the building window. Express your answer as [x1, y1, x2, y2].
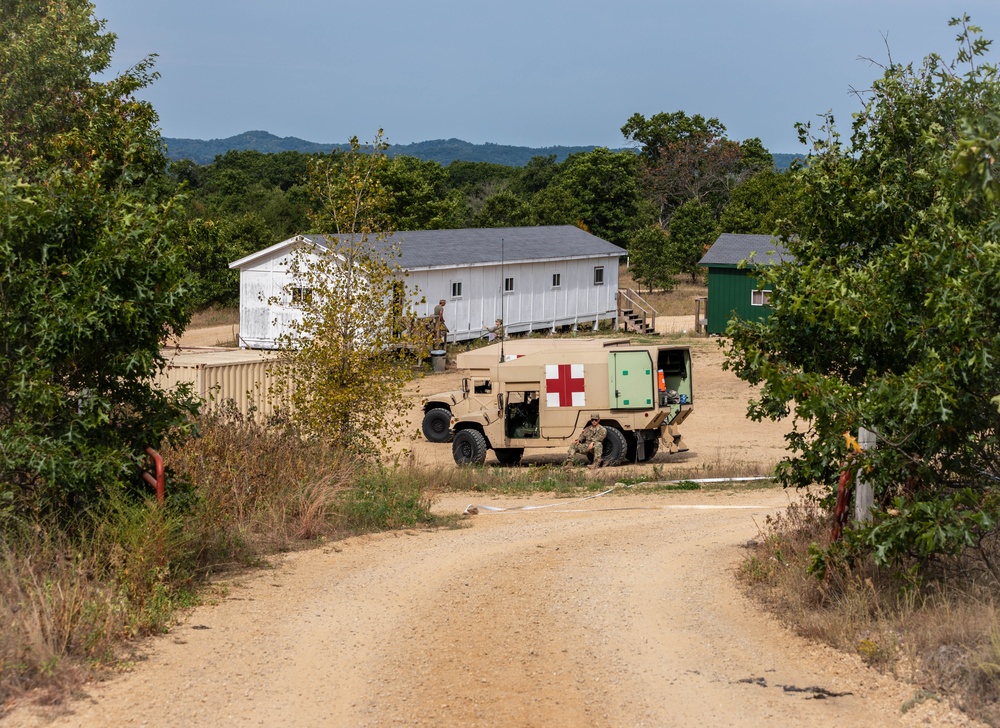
[552, 273, 561, 288]
[451, 281, 463, 298]
[594, 266, 604, 286]
[751, 289, 772, 306]
[504, 277, 515, 293]
[291, 287, 313, 306]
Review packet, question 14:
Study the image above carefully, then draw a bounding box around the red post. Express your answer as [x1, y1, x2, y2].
[143, 447, 164, 504]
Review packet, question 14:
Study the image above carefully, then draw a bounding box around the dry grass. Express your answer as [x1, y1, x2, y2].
[741, 499, 1000, 725]
[619, 269, 707, 317]
[187, 306, 240, 329]
[0, 408, 436, 712]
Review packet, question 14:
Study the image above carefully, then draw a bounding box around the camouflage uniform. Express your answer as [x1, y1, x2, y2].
[566, 416, 607, 467]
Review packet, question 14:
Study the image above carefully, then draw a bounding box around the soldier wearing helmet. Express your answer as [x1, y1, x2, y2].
[565, 413, 607, 469]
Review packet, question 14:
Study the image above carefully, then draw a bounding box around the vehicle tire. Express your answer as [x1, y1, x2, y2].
[453, 429, 488, 465]
[625, 432, 638, 462]
[637, 437, 660, 462]
[421, 407, 453, 443]
[601, 426, 628, 467]
[494, 448, 524, 466]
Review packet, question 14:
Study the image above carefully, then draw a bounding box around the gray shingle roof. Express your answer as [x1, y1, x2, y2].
[307, 225, 625, 270]
[698, 233, 793, 267]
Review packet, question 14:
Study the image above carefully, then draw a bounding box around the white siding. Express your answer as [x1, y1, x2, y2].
[406, 256, 619, 343]
[236, 244, 621, 349]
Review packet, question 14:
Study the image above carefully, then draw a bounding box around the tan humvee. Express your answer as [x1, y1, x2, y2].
[420, 339, 693, 466]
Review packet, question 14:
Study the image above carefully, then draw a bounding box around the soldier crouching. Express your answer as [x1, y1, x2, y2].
[566, 413, 607, 469]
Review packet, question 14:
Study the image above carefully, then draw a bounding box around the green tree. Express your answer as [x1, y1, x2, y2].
[276, 133, 431, 451]
[628, 225, 674, 292]
[472, 189, 531, 228]
[543, 148, 647, 248]
[725, 17, 1000, 571]
[380, 155, 463, 230]
[718, 170, 797, 234]
[0, 1, 198, 518]
[667, 200, 716, 282]
[185, 213, 271, 307]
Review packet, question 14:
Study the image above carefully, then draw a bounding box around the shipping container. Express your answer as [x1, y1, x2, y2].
[155, 348, 285, 418]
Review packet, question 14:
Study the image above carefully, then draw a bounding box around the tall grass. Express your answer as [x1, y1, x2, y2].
[0, 406, 437, 711]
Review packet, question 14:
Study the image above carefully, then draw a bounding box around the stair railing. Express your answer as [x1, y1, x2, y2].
[617, 289, 657, 334]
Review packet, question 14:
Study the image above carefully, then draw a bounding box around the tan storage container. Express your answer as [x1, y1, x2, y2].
[155, 348, 285, 419]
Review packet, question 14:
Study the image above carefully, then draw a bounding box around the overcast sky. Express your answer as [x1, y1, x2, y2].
[92, 1, 1000, 154]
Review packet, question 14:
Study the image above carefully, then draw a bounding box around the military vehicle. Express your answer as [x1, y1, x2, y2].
[420, 339, 692, 466]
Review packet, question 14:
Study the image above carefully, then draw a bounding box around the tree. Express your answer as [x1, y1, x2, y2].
[379, 155, 463, 230]
[717, 169, 797, 234]
[623, 111, 766, 225]
[628, 226, 674, 292]
[0, 1, 198, 518]
[540, 148, 647, 248]
[275, 133, 431, 451]
[185, 213, 272, 307]
[666, 200, 716, 283]
[725, 17, 1000, 572]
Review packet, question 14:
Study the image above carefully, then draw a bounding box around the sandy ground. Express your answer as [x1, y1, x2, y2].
[4, 324, 980, 726]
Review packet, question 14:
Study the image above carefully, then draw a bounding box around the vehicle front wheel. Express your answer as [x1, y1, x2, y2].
[453, 429, 488, 465]
[421, 407, 453, 443]
[601, 427, 628, 467]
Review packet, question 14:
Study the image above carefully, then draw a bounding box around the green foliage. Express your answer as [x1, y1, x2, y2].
[275, 132, 432, 451]
[726, 16, 1000, 570]
[667, 199, 717, 282]
[472, 188, 531, 227]
[545, 147, 647, 248]
[623, 110, 750, 224]
[629, 225, 675, 291]
[337, 467, 434, 532]
[380, 155, 464, 230]
[718, 169, 797, 234]
[185, 213, 271, 307]
[0, 1, 199, 521]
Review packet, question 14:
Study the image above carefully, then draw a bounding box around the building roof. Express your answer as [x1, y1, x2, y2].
[698, 233, 794, 268]
[230, 225, 626, 271]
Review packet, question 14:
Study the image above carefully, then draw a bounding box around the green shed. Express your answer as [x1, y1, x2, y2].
[698, 233, 792, 335]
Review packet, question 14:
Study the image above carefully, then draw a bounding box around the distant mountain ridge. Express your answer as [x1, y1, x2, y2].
[162, 131, 601, 167]
[162, 130, 800, 169]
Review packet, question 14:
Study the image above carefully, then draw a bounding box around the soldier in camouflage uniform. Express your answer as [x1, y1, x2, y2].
[566, 413, 607, 469]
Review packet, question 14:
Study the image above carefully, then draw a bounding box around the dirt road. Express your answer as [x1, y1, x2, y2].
[5, 333, 978, 726]
[7, 489, 974, 727]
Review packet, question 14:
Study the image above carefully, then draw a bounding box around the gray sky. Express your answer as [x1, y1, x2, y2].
[92, 1, 1000, 154]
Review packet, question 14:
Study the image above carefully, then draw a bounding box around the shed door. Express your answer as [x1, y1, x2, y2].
[609, 352, 654, 409]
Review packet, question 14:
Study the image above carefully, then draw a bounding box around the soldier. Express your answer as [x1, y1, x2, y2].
[432, 298, 449, 348]
[566, 412, 607, 469]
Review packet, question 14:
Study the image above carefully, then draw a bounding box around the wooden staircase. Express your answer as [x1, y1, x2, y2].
[617, 289, 657, 335]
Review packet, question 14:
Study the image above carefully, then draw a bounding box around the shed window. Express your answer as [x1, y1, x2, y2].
[451, 281, 463, 298]
[552, 273, 561, 288]
[751, 289, 772, 306]
[291, 287, 313, 306]
[594, 266, 604, 285]
[504, 277, 515, 293]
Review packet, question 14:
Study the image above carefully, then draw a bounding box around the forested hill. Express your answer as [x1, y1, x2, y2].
[163, 131, 600, 166]
[163, 130, 800, 168]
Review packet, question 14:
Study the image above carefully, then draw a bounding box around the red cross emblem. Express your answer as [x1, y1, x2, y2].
[545, 364, 585, 407]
